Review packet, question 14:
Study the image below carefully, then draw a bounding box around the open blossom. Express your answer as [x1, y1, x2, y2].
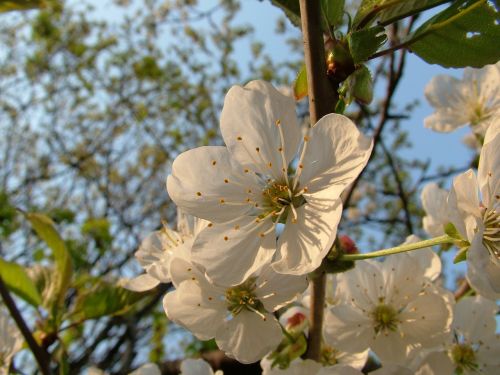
[0, 310, 23, 375]
[121, 210, 207, 292]
[167, 80, 372, 285]
[324, 252, 453, 364]
[448, 119, 500, 299]
[412, 296, 500, 375]
[261, 358, 363, 375]
[424, 62, 500, 136]
[163, 255, 307, 364]
[180, 359, 223, 375]
[421, 183, 451, 237]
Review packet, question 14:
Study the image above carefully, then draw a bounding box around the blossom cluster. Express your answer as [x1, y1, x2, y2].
[118, 66, 500, 374]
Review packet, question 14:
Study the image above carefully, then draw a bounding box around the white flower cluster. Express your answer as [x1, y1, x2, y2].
[118, 75, 500, 374]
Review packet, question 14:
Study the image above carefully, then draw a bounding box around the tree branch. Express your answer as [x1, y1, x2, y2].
[299, 0, 338, 361]
[0, 274, 52, 375]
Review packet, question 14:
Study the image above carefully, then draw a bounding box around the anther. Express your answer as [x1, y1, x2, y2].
[220, 199, 225, 204]
[237, 136, 242, 141]
[224, 179, 229, 183]
[256, 147, 260, 152]
[224, 236, 229, 241]
[196, 192, 202, 196]
[212, 160, 217, 166]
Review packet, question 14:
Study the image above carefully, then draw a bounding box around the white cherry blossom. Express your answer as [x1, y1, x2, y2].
[0, 309, 23, 375]
[163, 255, 308, 364]
[411, 296, 500, 375]
[421, 183, 451, 237]
[180, 359, 223, 375]
[261, 358, 363, 375]
[323, 252, 453, 364]
[448, 119, 500, 299]
[167, 80, 372, 285]
[121, 211, 207, 292]
[424, 63, 500, 137]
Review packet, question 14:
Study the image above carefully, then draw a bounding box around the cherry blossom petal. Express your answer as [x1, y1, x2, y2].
[220, 80, 301, 179]
[273, 197, 342, 275]
[424, 74, 464, 109]
[129, 364, 161, 375]
[424, 111, 468, 133]
[180, 359, 216, 375]
[167, 146, 260, 222]
[191, 216, 275, 286]
[421, 183, 450, 237]
[414, 351, 454, 375]
[317, 365, 363, 375]
[382, 252, 426, 308]
[216, 312, 282, 364]
[478, 118, 500, 207]
[337, 260, 383, 311]
[163, 281, 225, 341]
[298, 114, 372, 196]
[369, 331, 409, 363]
[371, 364, 413, 375]
[398, 292, 452, 348]
[453, 296, 498, 343]
[121, 274, 160, 292]
[467, 234, 500, 300]
[261, 358, 322, 375]
[402, 235, 442, 281]
[255, 266, 308, 311]
[324, 305, 373, 354]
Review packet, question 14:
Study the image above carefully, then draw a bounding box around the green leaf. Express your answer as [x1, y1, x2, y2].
[0, 258, 42, 307]
[0, 0, 45, 13]
[321, 0, 345, 27]
[444, 222, 463, 240]
[71, 278, 146, 321]
[348, 25, 387, 63]
[269, 0, 301, 27]
[349, 65, 374, 104]
[293, 64, 308, 101]
[409, 0, 500, 68]
[25, 212, 72, 307]
[378, 0, 450, 25]
[353, 0, 450, 29]
[453, 247, 468, 264]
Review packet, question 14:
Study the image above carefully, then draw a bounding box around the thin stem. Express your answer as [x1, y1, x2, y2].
[299, 0, 337, 361]
[0, 274, 52, 375]
[340, 235, 454, 261]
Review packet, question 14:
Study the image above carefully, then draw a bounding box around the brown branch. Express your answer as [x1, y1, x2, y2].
[0, 274, 52, 375]
[299, 0, 338, 361]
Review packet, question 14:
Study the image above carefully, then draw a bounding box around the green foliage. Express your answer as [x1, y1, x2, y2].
[348, 25, 386, 63]
[71, 277, 146, 322]
[81, 217, 112, 252]
[343, 64, 373, 104]
[133, 56, 163, 80]
[321, 0, 345, 28]
[352, 0, 449, 29]
[0, 0, 45, 13]
[0, 258, 42, 307]
[25, 212, 73, 308]
[409, 0, 500, 68]
[0, 191, 19, 238]
[293, 64, 307, 100]
[269, 0, 301, 27]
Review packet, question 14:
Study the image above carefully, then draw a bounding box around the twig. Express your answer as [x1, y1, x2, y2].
[0, 274, 52, 375]
[299, 0, 337, 361]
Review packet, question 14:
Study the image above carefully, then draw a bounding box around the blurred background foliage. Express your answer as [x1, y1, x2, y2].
[0, 0, 475, 373]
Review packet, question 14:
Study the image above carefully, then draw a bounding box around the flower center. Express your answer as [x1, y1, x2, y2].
[482, 208, 500, 261]
[371, 303, 399, 334]
[320, 345, 339, 366]
[451, 343, 478, 372]
[260, 180, 306, 223]
[225, 278, 264, 317]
